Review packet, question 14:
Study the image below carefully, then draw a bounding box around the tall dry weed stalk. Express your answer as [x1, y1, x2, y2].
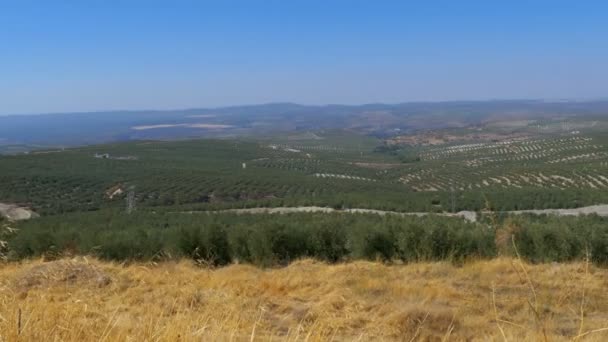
[0, 220, 16, 262]
[510, 235, 548, 341]
[492, 238, 608, 341]
[571, 248, 608, 340]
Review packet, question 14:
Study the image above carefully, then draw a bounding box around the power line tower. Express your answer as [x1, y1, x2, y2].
[126, 185, 136, 214]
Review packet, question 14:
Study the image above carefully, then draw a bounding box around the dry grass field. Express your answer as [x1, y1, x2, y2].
[1, 257, 608, 341]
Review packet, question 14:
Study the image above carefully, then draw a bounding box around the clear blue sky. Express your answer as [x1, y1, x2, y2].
[1, 1, 607, 115]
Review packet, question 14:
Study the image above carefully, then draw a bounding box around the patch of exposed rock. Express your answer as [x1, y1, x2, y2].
[0, 203, 39, 221]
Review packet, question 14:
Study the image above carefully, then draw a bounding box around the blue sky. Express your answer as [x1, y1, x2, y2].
[1, 1, 607, 115]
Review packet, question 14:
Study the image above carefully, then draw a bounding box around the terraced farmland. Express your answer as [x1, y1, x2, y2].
[399, 134, 608, 192]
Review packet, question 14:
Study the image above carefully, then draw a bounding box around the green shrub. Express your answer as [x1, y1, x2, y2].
[308, 224, 348, 262]
[178, 224, 231, 266]
[7, 210, 608, 266]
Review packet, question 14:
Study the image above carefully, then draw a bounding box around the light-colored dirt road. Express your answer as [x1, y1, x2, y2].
[506, 204, 608, 217]
[184, 204, 608, 223]
[190, 206, 479, 222]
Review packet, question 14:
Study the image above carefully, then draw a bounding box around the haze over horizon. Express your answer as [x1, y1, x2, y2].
[3, 98, 608, 118]
[1, 0, 607, 116]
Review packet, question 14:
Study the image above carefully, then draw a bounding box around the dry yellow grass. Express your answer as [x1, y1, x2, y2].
[1, 257, 608, 341]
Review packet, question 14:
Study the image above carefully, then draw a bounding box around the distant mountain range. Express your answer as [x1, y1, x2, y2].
[1, 100, 608, 150]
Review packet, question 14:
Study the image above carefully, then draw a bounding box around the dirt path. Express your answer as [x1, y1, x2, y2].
[506, 204, 608, 217]
[183, 204, 608, 223]
[185, 206, 479, 222]
[4, 201, 606, 223]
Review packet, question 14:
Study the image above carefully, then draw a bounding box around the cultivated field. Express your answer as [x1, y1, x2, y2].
[2, 118, 608, 341]
[399, 135, 608, 192]
[1, 258, 607, 341]
[2, 128, 608, 215]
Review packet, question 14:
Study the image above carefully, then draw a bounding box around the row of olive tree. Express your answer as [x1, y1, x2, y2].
[6, 210, 608, 266]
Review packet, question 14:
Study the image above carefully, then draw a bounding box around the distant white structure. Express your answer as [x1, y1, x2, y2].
[242, 163, 247, 169]
[94, 153, 138, 160]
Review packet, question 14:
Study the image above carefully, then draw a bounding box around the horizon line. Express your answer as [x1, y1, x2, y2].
[2, 97, 608, 117]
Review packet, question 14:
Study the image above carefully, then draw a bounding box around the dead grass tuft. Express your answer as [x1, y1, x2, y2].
[1, 257, 608, 341]
[12, 258, 112, 290]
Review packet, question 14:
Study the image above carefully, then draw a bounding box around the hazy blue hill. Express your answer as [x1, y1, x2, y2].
[1, 100, 608, 150]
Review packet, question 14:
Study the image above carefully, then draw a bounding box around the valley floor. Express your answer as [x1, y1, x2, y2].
[1, 258, 608, 341]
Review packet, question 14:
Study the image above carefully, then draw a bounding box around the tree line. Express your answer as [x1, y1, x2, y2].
[6, 210, 608, 266]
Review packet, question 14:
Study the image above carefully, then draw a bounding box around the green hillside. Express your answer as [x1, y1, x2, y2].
[3, 128, 608, 264]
